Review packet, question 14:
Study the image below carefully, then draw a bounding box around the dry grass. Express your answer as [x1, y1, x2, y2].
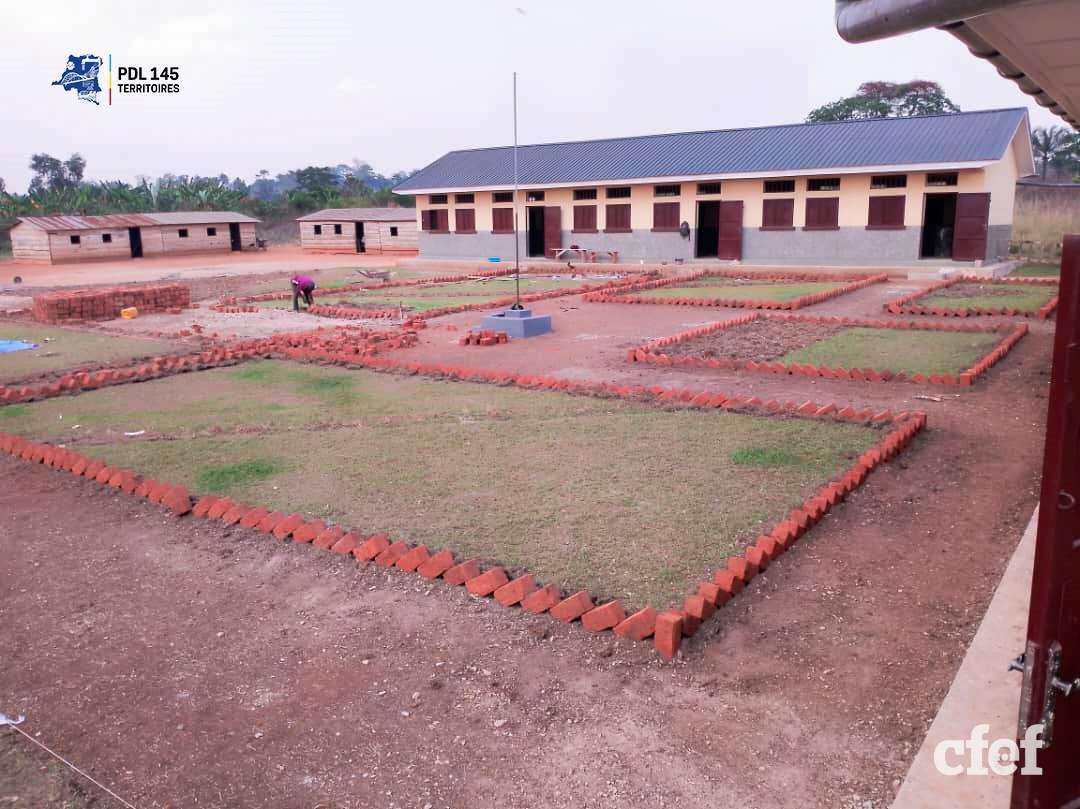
[1012, 188, 1080, 260]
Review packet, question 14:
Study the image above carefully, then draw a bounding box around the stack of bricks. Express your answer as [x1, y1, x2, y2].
[460, 329, 509, 346]
[32, 283, 192, 324]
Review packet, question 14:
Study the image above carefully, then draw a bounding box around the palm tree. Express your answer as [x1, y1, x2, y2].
[1031, 125, 1073, 179]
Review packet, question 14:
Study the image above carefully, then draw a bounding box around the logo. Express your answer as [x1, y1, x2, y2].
[933, 723, 1044, 776]
[51, 54, 103, 105]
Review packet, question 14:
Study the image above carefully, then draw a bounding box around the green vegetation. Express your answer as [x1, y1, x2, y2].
[918, 284, 1056, 313]
[782, 326, 1001, 376]
[1010, 264, 1060, 278]
[2, 360, 879, 608]
[637, 281, 843, 303]
[0, 325, 176, 384]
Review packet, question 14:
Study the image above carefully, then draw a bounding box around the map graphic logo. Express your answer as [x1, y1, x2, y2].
[52, 54, 104, 105]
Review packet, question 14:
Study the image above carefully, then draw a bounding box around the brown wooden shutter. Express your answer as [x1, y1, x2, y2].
[543, 206, 561, 257]
[805, 197, 839, 229]
[717, 200, 743, 260]
[605, 204, 631, 232]
[573, 205, 597, 232]
[455, 209, 475, 233]
[492, 208, 513, 233]
[952, 192, 991, 261]
[868, 195, 905, 229]
[761, 198, 794, 229]
[436, 210, 449, 232]
[652, 202, 680, 231]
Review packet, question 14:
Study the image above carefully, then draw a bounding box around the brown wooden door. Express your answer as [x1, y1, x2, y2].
[717, 201, 743, 260]
[952, 192, 990, 261]
[1011, 235, 1080, 808]
[543, 206, 561, 258]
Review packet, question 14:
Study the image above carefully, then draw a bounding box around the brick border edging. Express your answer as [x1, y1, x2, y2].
[884, 275, 1060, 319]
[581, 269, 888, 311]
[626, 312, 1029, 387]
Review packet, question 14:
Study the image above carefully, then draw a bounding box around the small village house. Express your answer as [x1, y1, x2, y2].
[393, 108, 1034, 266]
[10, 211, 261, 264]
[296, 208, 418, 256]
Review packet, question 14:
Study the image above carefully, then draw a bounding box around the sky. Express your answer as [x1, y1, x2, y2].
[0, 0, 1065, 194]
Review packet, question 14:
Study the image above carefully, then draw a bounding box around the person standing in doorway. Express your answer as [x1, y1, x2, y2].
[291, 274, 316, 311]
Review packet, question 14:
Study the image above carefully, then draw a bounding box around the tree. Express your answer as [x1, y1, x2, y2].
[28, 152, 87, 194]
[1032, 125, 1076, 179]
[294, 166, 339, 194]
[808, 81, 959, 123]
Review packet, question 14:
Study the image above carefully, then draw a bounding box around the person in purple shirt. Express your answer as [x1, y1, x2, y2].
[290, 274, 316, 311]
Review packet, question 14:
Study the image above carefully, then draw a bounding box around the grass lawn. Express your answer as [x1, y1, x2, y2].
[0, 324, 176, 385]
[2, 360, 879, 608]
[637, 281, 843, 303]
[1010, 263, 1059, 277]
[782, 327, 1001, 376]
[919, 284, 1056, 312]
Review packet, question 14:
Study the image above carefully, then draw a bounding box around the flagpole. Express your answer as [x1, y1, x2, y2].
[512, 71, 522, 309]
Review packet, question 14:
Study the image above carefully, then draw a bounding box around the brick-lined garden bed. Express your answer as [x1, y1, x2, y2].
[627, 312, 1028, 386]
[583, 269, 887, 310]
[33, 283, 192, 323]
[884, 275, 1059, 319]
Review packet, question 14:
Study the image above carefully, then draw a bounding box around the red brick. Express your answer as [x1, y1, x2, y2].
[95, 465, 118, 484]
[613, 606, 657, 640]
[519, 585, 561, 615]
[712, 569, 744, 597]
[353, 533, 390, 561]
[374, 540, 409, 567]
[238, 507, 270, 529]
[697, 581, 730, 608]
[728, 556, 758, 583]
[549, 590, 594, 623]
[207, 498, 235, 520]
[443, 558, 482, 585]
[329, 531, 359, 554]
[133, 477, 155, 497]
[581, 600, 626, 632]
[272, 513, 306, 540]
[291, 519, 326, 543]
[70, 456, 89, 477]
[395, 544, 431, 571]
[221, 503, 251, 526]
[255, 510, 286, 533]
[683, 594, 714, 625]
[755, 535, 781, 563]
[745, 545, 768, 571]
[312, 525, 346, 550]
[465, 566, 510, 596]
[416, 549, 455, 579]
[654, 611, 683, 659]
[494, 574, 538, 607]
[106, 469, 126, 488]
[163, 486, 192, 516]
[147, 480, 172, 502]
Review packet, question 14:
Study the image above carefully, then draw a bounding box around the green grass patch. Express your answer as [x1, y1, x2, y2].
[0, 404, 29, 419]
[919, 283, 1055, 312]
[0, 325, 176, 384]
[2, 361, 880, 608]
[1010, 264, 1059, 277]
[782, 326, 1001, 376]
[637, 281, 843, 303]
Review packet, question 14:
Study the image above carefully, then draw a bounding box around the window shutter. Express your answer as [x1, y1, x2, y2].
[573, 205, 597, 231]
[455, 209, 475, 233]
[762, 198, 794, 229]
[653, 202, 680, 231]
[868, 195, 905, 228]
[492, 208, 513, 233]
[805, 197, 838, 229]
[605, 204, 631, 232]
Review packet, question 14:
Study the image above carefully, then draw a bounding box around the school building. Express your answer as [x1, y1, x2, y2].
[295, 208, 418, 256]
[393, 108, 1034, 266]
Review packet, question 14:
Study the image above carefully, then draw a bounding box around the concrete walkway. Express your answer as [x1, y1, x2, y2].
[891, 508, 1036, 808]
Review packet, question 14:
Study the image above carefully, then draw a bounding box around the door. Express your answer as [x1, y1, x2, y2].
[717, 201, 743, 260]
[355, 222, 366, 253]
[696, 201, 720, 258]
[920, 193, 957, 258]
[526, 207, 546, 257]
[951, 192, 990, 261]
[229, 223, 242, 251]
[543, 206, 561, 259]
[128, 227, 143, 258]
[1011, 235, 1080, 808]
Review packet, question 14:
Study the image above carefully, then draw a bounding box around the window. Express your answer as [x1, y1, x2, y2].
[492, 208, 514, 233]
[867, 195, 906, 229]
[102, 233, 112, 243]
[455, 193, 475, 204]
[654, 184, 681, 197]
[761, 198, 794, 229]
[422, 209, 449, 232]
[927, 172, 959, 187]
[526, 190, 545, 202]
[390, 226, 399, 237]
[605, 204, 631, 232]
[429, 194, 448, 205]
[808, 177, 840, 192]
[871, 174, 907, 189]
[652, 202, 680, 231]
[70, 235, 81, 245]
[178, 228, 189, 238]
[573, 205, 597, 232]
[333, 224, 342, 235]
[492, 191, 514, 204]
[697, 182, 722, 195]
[314, 224, 323, 235]
[573, 188, 597, 201]
[763, 179, 796, 194]
[606, 186, 631, 199]
[804, 197, 839, 230]
[454, 208, 476, 233]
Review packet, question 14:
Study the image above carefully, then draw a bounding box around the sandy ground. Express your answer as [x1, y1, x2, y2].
[95, 305, 378, 340]
[0, 276, 1051, 808]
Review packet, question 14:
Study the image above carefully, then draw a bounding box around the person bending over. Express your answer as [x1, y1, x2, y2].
[291, 274, 316, 311]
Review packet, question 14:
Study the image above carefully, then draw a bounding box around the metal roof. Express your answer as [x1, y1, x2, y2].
[295, 207, 415, 222]
[394, 108, 1029, 193]
[17, 211, 259, 232]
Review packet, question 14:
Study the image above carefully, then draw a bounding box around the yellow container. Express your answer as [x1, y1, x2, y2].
[120, 306, 138, 319]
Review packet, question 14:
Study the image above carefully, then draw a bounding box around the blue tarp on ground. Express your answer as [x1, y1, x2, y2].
[0, 340, 37, 353]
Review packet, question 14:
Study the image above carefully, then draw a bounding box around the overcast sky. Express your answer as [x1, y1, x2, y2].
[0, 0, 1063, 193]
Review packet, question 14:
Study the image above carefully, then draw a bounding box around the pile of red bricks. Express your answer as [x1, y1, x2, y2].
[32, 283, 192, 324]
[460, 329, 509, 346]
[307, 304, 399, 320]
[884, 275, 1059, 319]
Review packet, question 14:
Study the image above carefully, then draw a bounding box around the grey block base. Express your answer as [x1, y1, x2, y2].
[480, 307, 552, 337]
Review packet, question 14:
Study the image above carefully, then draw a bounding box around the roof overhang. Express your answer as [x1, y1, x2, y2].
[835, 0, 1080, 128]
[395, 160, 996, 196]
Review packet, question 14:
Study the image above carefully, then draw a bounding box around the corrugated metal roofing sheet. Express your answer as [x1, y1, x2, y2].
[295, 207, 415, 222]
[395, 108, 1029, 192]
[145, 211, 260, 225]
[17, 211, 260, 232]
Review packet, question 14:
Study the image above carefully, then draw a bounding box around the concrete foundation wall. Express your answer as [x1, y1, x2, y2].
[741, 226, 921, 265]
[986, 224, 1012, 263]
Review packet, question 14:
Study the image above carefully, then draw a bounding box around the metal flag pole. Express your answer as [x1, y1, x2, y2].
[512, 71, 522, 309]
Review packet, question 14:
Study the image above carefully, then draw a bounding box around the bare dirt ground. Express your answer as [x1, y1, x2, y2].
[0, 275, 1050, 808]
[662, 319, 845, 361]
